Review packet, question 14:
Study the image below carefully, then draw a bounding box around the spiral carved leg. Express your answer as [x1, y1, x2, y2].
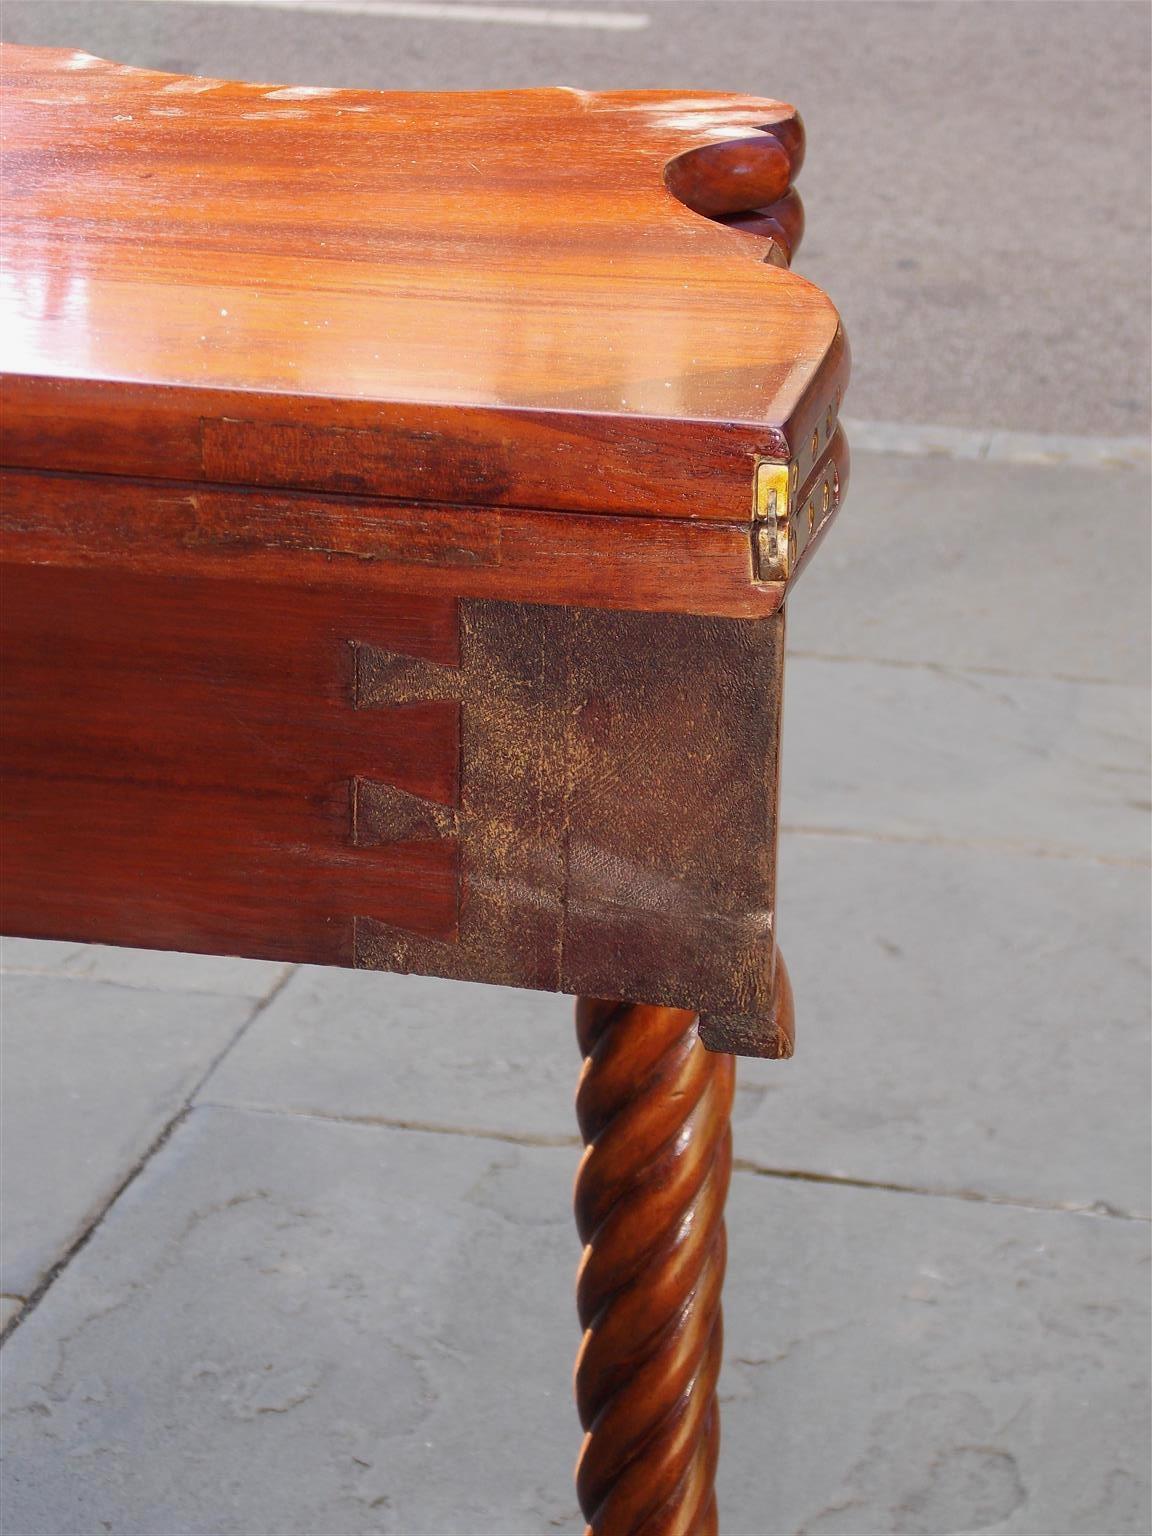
[573, 999, 736, 1536]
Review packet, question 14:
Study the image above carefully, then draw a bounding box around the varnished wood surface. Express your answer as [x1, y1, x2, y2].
[574, 999, 734, 1533]
[1, 571, 791, 1052]
[0, 565, 461, 964]
[0, 44, 845, 520]
[1, 467, 799, 618]
[0, 45, 842, 1041]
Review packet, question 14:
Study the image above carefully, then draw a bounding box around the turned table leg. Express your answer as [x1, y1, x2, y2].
[573, 999, 735, 1535]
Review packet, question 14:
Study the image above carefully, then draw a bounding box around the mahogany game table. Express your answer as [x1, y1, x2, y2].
[0, 44, 850, 1534]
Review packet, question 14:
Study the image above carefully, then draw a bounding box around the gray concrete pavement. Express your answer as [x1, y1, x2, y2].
[1, 1, 1149, 1531]
[787, 453, 1151, 685]
[0, 940, 289, 998]
[2, 0, 1149, 437]
[1, 1106, 1147, 1536]
[1, 974, 251, 1302]
[0, 950, 290, 1305]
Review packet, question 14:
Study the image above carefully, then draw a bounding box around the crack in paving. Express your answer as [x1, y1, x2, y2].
[786, 648, 1150, 691]
[196, 1099, 582, 1148]
[196, 1100, 1150, 1224]
[731, 1159, 1150, 1224]
[779, 824, 1150, 869]
[0, 965, 300, 1346]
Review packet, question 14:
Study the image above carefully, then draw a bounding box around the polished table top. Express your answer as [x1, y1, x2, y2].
[0, 44, 845, 521]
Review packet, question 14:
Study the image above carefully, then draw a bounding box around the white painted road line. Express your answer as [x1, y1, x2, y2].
[132, 0, 650, 29]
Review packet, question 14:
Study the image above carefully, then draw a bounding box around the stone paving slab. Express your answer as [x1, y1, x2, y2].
[1, 1105, 1146, 1536]
[788, 454, 1152, 688]
[748, 838, 1151, 1217]
[782, 657, 1147, 862]
[0, 937, 291, 998]
[0, 974, 257, 1301]
[200, 965, 576, 1148]
[199, 836, 1151, 1216]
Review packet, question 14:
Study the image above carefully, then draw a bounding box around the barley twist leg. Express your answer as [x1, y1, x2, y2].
[573, 999, 735, 1536]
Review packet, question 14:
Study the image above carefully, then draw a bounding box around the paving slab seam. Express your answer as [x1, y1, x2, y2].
[786, 648, 1150, 691]
[0, 1103, 197, 1345]
[193, 1097, 582, 1148]
[731, 1161, 1151, 1225]
[196, 1100, 1151, 1223]
[0, 962, 294, 997]
[0, 964, 300, 1346]
[780, 825, 1151, 868]
[844, 418, 1151, 468]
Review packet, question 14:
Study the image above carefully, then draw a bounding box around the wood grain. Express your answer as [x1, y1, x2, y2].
[0, 44, 844, 523]
[1, 468, 789, 620]
[355, 601, 791, 1056]
[0, 564, 460, 964]
[1, 571, 792, 1054]
[574, 999, 734, 1534]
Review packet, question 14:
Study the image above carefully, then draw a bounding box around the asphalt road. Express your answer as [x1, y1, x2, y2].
[3, 0, 1150, 436]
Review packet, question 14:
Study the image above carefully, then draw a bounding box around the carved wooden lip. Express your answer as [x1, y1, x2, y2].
[0, 44, 845, 520]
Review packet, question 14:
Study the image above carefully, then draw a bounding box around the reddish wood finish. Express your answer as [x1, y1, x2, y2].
[664, 133, 793, 218]
[575, 999, 735, 1535]
[722, 188, 806, 264]
[0, 45, 845, 526]
[572, 969, 792, 1532]
[0, 564, 791, 1053]
[2, 468, 788, 620]
[352, 603, 789, 1056]
[0, 565, 460, 963]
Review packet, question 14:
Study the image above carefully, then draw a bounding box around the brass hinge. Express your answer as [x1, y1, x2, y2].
[752, 450, 842, 584]
[752, 460, 796, 580]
